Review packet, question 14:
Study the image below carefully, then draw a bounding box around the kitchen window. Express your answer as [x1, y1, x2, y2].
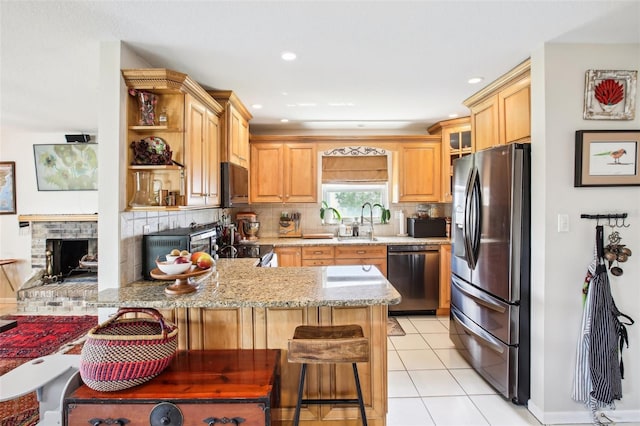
[321, 149, 390, 221]
[322, 183, 388, 220]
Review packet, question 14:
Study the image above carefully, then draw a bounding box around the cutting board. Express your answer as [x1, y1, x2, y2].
[302, 233, 334, 239]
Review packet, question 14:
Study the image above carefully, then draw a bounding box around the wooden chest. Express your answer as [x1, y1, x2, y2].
[64, 349, 280, 426]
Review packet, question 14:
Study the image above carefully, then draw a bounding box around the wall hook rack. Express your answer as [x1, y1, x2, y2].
[580, 213, 630, 227]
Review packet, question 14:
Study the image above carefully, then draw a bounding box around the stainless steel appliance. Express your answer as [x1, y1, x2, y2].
[220, 162, 249, 208]
[407, 217, 447, 238]
[387, 244, 440, 314]
[449, 143, 530, 404]
[142, 223, 219, 279]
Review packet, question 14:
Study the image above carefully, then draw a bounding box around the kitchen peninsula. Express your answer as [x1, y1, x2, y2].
[92, 259, 401, 426]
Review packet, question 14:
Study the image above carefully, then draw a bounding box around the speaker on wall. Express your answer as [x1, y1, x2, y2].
[65, 134, 91, 143]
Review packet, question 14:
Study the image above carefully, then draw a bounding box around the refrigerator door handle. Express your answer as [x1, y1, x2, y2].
[452, 308, 505, 354]
[451, 276, 506, 314]
[463, 167, 475, 268]
[464, 167, 481, 269]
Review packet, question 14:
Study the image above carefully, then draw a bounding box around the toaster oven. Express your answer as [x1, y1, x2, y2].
[142, 223, 219, 279]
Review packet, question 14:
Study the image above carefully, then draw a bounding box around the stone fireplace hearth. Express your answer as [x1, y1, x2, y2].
[18, 219, 98, 314]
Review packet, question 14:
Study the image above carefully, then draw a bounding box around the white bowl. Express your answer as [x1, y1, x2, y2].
[166, 254, 189, 263]
[156, 258, 192, 275]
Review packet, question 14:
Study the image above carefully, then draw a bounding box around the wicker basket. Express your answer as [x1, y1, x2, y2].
[80, 307, 178, 392]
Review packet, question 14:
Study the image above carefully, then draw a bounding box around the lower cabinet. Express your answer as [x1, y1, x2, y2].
[334, 245, 387, 276]
[156, 305, 388, 426]
[275, 246, 302, 267]
[301, 246, 335, 266]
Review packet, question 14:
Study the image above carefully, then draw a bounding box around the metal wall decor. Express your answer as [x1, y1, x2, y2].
[583, 69, 637, 120]
[323, 146, 387, 156]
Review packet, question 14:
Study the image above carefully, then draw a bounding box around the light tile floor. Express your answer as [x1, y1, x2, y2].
[387, 315, 541, 426]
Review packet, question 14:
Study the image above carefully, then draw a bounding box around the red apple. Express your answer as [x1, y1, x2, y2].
[174, 256, 190, 264]
[196, 253, 214, 270]
[190, 251, 207, 265]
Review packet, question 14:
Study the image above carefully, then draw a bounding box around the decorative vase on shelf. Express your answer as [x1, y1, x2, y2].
[129, 171, 157, 207]
[129, 89, 158, 126]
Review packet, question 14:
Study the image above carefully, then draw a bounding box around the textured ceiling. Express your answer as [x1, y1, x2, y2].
[1, 1, 639, 135]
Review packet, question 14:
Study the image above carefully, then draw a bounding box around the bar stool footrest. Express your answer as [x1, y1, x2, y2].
[302, 398, 360, 405]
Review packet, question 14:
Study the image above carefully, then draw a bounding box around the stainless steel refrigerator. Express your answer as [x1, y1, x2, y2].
[449, 143, 531, 405]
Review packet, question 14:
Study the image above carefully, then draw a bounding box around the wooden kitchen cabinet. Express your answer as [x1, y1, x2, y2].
[334, 244, 387, 276]
[208, 90, 252, 169]
[250, 140, 317, 203]
[275, 246, 302, 267]
[397, 141, 441, 202]
[464, 59, 530, 151]
[184, 94, 221, 206]
[301, 246, 335, 266]
[428, 117, 471, 202]
[122, 68, 223, 210]
[438, 243, 452, 315]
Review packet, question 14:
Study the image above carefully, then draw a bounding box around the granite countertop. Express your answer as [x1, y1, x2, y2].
[251, 236, 451, 247]
[91, 259, 401, 310]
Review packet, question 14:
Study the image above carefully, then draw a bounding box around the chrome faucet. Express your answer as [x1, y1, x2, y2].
[361, 202, 374, 240]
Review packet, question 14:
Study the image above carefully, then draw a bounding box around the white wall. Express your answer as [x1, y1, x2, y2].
[529, 43, 640, 424]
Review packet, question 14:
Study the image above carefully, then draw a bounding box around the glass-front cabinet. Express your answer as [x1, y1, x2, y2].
[428, 117, 471, 202]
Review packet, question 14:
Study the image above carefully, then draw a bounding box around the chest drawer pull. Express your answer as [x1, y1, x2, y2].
[150, 402, 183, 426]
[89, 418, 130, 426]
[356, 250, 366, 254]
[203, 416, 246, 425]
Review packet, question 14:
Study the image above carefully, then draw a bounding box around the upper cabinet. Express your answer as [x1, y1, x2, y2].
[428, 117, 471, 202]
[464, 59, 530, 151]
[208, 91, 252, 169]
[184, 94, 221, 206]
[250, 137, 317, 203]
[397, 139, 441, 202]
[122, 69, 223, 210]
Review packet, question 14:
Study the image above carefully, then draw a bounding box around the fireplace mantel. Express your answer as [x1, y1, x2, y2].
[18, 214, 98, 222]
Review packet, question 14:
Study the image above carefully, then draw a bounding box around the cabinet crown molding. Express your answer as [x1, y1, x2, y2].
[463, 58, 531, 107]
[122, 68, 223, 115]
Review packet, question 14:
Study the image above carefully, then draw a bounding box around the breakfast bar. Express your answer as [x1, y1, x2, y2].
[92, 259, 401, 426]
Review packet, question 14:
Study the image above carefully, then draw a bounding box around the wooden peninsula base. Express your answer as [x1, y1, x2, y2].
[93, 262, 400, 425]
[156, 305, 389, 426]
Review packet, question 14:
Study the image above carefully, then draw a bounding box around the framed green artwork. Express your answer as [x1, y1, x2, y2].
[33, 144, 98, 191]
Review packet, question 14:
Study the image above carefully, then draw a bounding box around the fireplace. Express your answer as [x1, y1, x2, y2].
[45, 238, 98, 280]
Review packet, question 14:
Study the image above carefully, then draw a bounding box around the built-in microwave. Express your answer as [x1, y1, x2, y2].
[220, 162, 249, 208]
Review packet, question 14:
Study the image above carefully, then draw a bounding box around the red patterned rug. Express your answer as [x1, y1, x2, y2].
[0, 315, 97, 358]
[0, 315, 97, 425]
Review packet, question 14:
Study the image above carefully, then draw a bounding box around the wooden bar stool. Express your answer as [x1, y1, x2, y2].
[287, 324, 369, 426]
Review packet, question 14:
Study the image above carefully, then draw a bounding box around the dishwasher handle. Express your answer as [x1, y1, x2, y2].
[387, 245, 439, 253]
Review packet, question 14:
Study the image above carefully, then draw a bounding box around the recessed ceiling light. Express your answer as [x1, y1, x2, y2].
[281, 92, 288, 96]
[468, 77, 484, 84]
[280, 119, 289, 123]
[448, 113, 459, 118]
[281, 51, 297, 61]
[251, 104, 263, 109]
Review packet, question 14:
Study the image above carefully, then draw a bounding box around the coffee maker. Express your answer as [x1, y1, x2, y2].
[236, 212, 260, 241]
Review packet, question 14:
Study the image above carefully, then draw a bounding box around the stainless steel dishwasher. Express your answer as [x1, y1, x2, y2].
[387, 244, 440, 314]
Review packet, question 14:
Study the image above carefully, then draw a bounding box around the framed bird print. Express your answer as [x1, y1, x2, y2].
[575, 130, 640, 187]
[583, 70, 637, 120]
